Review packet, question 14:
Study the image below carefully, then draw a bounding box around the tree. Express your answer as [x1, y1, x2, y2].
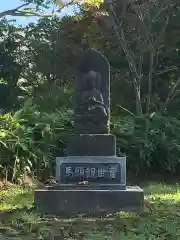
[94, 0, 180, 116]
[0, 20, 27, 112]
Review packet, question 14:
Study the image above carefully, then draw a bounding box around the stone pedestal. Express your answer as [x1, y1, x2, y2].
[67, 134, 116, 156]
[34, 185, 143, 215]
[34, 135, 144, 215]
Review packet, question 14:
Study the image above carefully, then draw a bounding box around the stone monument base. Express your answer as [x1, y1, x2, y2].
[67, 134, 116, 156]
[34, 185, 144, 216]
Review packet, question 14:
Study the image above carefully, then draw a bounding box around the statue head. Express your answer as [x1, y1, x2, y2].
[83, 70, 101, 90]
[88, 70, 97, 79]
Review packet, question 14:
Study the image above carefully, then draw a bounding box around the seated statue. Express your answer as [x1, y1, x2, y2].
[81, 71, 108, 116]
[75, 70, 109, 134]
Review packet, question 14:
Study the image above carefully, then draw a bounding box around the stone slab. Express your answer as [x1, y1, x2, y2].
[67, 134, 116, 156]
[56, 156, 126, 185]
[45, 184, 126, 190]
[34, 186, 144, 215]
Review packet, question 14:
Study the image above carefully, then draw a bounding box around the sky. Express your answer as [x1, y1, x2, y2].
[0, 0, 76, 26]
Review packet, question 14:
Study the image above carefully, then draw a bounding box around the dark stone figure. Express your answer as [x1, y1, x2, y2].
[81, 70, 108, 116]
[75, 70, 108, 134]
[74, 49, 110, 134]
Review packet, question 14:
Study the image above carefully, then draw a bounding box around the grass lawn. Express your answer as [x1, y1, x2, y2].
[0, 182, 180, 239]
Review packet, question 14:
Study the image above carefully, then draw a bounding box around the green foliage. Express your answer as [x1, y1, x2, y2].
[0, 112, 34, 181]
[0, 20, 26, 112]
[24, 16, 81, 86]
[0, 100, 73, 181]
[113, 115, 180, 176]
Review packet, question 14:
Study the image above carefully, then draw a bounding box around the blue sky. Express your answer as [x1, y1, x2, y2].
[0, 0, 76, 26]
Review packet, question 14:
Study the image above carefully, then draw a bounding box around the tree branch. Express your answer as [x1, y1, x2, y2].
[154, 66, 178, 76]
[0, 3, 29, 18]
[154, 12, 170, 47]
[146, 50, 154, 115]
[160, 78, 180, 113]
[117, 104, 135, 116]
[106, 1, 143, 115]
[0, 0, 76, 18]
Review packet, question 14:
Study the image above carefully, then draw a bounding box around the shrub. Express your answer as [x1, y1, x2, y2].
[112, 115, 180, 177]
[2, 98, 180, 181]
[0, 100, 73, 182]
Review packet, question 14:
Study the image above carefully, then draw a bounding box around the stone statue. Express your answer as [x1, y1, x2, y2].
[74, 49, 110, 134]
[80, 70, 108, 117]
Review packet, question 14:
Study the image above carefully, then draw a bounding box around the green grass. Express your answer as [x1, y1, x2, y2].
[0, 183, 180, 239]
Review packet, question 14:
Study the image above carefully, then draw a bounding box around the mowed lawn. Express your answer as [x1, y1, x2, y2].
[0, 182, 180, 239]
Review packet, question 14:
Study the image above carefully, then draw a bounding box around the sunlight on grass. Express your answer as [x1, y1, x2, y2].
[0, 204, 18, 211]
[0, 186, 33, 211]
[144, 182, 180, 194]
[149, 192, 180, 201]
[144, 183, 180, 207]
[115, 211, 138, 219]
[0, 187, 25, 198]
